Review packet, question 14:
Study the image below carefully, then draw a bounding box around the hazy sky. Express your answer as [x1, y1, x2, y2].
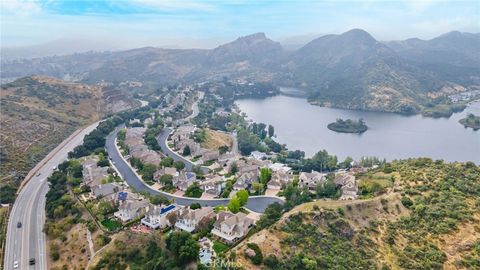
[1, 0, 479, 48]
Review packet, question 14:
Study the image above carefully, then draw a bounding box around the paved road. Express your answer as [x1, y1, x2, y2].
[106, 128, 284, 213]
[4, 122, 99, 270]
[156, 127, 209, 174]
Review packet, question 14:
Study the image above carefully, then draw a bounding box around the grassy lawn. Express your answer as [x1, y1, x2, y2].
[203, 160, 215, 166]
[101, 219, 122, 231]
[213, 240, 229, 254]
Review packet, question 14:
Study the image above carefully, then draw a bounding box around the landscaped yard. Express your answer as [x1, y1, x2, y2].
[213, 240, 229, 254]
[101, 219, 122, 231]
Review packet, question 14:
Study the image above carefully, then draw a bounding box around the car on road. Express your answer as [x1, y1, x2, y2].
[29, 258, 35, 265]
[17, 222, 22, 228]
[36, 172, 41, 177]
[13, 260, 19, 268]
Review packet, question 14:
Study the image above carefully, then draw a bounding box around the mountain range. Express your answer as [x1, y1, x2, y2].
[2, 29, 479, 114]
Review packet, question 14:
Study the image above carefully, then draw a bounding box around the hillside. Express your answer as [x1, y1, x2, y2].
[233, 159, 480, 269]
[285, 29, 456, 115]
[1, 30, 479, 115]
[386, 31, 480, 86]
[0, 76, 136, 203]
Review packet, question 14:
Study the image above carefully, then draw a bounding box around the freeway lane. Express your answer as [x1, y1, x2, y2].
[106, 128, 284, 213]
[4, 122, 99, 270]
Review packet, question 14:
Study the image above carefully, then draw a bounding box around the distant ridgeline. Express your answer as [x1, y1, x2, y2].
[327, 118, 368, 134]
[459, 113, 480, 130]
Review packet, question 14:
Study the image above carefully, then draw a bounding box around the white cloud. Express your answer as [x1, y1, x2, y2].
[130, 0, 217, 11]
[1, 0, 42, 16]
[405, 0, 436, 12]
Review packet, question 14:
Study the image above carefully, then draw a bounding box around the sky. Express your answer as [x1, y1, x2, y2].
[1, 0, 479, 49]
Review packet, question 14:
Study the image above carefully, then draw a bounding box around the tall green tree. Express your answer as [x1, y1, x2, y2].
[228, 197, 241, 213]
[236, 189, 249, 206]
[268, 125, 275, 137]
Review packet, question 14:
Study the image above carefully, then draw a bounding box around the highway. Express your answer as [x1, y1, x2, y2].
[3, 122, 99, 270]
[106, 128, 284, 213]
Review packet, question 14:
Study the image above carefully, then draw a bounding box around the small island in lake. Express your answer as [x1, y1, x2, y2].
[459, 113, 480, 130]
[328, 118, 368, 133]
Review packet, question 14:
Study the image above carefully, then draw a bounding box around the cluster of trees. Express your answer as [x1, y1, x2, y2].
[144, 116, 164, 150]
[129, 157, 157, 183]
[460, 113, 480, 129]
[160, 156, 185, 170]
[327, 118, 368, 133]
[69, 116, 124, 158]
[258, 159, 479, 270]
[184, 183, 203, 198]
[227, 189, 249, 213]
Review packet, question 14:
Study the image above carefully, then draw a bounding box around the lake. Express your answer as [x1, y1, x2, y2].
[236, 92, 480, 163]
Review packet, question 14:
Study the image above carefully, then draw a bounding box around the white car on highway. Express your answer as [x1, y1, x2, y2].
[13, 260, 19, 268]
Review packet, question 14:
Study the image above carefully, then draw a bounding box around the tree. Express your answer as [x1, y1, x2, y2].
[161, 157, 174, 167]
[252, 182, 264, 195]
[68, 160, 83, 178]
[218, 145, 229, 154]
[173, 161, 185, 171]
[166, 231, 199, 264]
[190, 203, 201, 209]
[140, 164, 157, 182]
[316, 179, 338, 198]
[228, 197, 241, 213]
[182, 145, 191, 156]
[259, 167, 272, 185]
[268, 124, 275, 137]
[236, 189, 249, 206]
[159, 174, 173, 186]
[229, 162, 238, 174]
[184, 183, 203, 198]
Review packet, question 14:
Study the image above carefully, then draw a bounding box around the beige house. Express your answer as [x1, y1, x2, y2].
[299, 171, 325, 191]
[174, 207, 214, 233]
[267, 172, 293, 190]
[211, 212, 255, 244]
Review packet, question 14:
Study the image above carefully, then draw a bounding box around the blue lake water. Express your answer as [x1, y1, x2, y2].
[236, 93, 480, 163]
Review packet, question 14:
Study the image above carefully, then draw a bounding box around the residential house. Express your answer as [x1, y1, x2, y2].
[154, 167, 179, 181]
[200, 176, 224, 196]
[299, 172, 325, 191]
[91, 183, 121, 200]
[336, 172, 358, 200]
[267, 163, 292, 173]
[114, 200, 150, 222]
[141, 204, 179, 229]
[172, 172, 197, 191]
[201, 150, 220, 163]
[267, 172, 293, 190]
[233, 170, 259, 191]
[250, 151, 268, 160]
[82, 160, 110, 188]
[211, 212, 255, 244]
[217, 153, 237, 170]
[174, 207, 215, 233]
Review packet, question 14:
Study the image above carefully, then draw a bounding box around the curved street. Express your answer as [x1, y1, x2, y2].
[156, 127, 209, 174]
[106, 128, 284, 213]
